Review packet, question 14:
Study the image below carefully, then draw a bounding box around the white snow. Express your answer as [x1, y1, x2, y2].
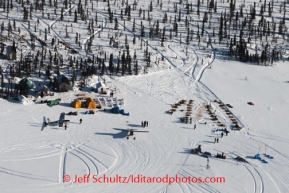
[1, 0, 289, 192]
[0, 60, 288, 193]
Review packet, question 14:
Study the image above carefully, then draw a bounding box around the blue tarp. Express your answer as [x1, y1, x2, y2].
[111, 106, 120, 113]
[111, 106, 129, 116]
[254, 154, 261, 159]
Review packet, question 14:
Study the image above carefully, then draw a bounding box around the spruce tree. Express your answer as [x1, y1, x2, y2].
[132, 18, 135, 32]
[219, 12, 223, 42]
[114, 17, 118, 30]
[149, 1, 153, 12]
[109, 53, 113, 74]
[197, 0, 200, 15]
[135, 60, 138, 75]
[161, 27, 165, 47]
[74, 10, 77, 23]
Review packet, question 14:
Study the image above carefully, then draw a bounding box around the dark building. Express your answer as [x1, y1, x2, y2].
[6, 46, 16, 60]
[53, 75, 72, 92]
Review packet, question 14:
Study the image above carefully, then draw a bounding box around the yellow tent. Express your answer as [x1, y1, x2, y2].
[86, 98, 96, 109]
[71, 99, 82, 108]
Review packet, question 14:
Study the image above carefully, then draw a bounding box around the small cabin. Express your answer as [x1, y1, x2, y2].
[53, 75, 72, 92]
[96, 81, 109, 94]
[37, 85, 51, 97]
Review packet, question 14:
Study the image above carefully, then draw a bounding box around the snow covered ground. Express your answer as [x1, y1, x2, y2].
[1, 0, 289, 192]
[1, 59, 289, 193]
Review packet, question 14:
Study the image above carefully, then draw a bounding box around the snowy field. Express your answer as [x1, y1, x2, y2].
[0, 60, 289, 193]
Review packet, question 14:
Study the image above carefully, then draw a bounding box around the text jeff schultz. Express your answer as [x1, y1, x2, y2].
[64, 174, 226, 185]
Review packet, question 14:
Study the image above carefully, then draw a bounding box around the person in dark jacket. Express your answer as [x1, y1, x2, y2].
[80, 118, 82, 124]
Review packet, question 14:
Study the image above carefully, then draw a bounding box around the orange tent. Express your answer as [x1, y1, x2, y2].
[86, 98, 96, 109]
[71, 99, 82, 108]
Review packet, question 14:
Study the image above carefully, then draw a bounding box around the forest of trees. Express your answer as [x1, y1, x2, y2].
[0, 0, 288, 98]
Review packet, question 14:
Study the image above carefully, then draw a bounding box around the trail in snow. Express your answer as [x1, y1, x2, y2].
[94, 10, 194, 102]
[82, 12, 107, 55]
[94, 8, 244, 135]
[49, 3, 77, 51]
[59, 145, 66, 184]
[190, 23, 216, 83]
[190, 50, 199, 79]
[167, 44, 185, 68]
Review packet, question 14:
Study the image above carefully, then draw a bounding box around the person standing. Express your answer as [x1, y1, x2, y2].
[64, 124, 67, 130]
[80, 118, 82, 124]
[141, 121, 144, 127]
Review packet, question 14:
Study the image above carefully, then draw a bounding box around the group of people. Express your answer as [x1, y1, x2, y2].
[220, 128, 229, 138]
[215, 128, 229, 143]
[141, 121, 148, 127]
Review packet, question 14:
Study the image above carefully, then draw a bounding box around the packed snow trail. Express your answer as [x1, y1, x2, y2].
[82, 12, 107, 55]
[167, 44, 185, 68]
[190, 50, 199, 79]
[49, 3, 78, 52]
[189, 23, 216, 83]
[59, 145, 66, 184]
